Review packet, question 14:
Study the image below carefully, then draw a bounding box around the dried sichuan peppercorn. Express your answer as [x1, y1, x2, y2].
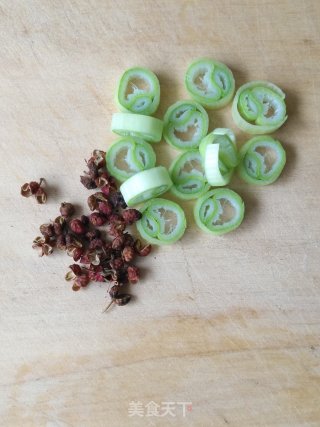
[122, 246, 135, 262]
[21, 178, 48, 204]
[69, 219, 87, 235]
[122, 209, 142, 225]
[89, 212, 107, 227]
[127, 265, 140, 283]
[39, 223, 55, 238]
[31, 149, 152, 312]
[59, 202, 75, 218]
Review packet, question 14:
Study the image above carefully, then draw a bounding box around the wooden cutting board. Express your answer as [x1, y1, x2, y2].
[1, 1, 319, 425]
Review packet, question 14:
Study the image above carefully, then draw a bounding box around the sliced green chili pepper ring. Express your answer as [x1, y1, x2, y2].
[169, 150, 210, 200]
[128, 140, 156, 170]
[238, 136, 286, 185]
[198, 197, 219, 224]
[210, 127, 236, 144]
[111, 112, 163, 143]
[251, 87, 286, 126]
[243, 152, 262, 179]
[238, 89, 263, 121]
[185, 58, 235, 109]
[119, 166, 173, 206]
[106, 137, 156, 182]
[163, 100, 209, 150]
[140, 211, 160, 238]
[232, 81, 287, 134]
[215, 135, 238, 168]
[199, 129, 238, 186]
[203, 144, 233, 186]
[136, 198, 187, 245]
[213, 66, 233, 97]
[116, 67, 160, 115]
[194, 189, 245, 235]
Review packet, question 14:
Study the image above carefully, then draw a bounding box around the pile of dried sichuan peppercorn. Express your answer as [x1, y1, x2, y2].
[24, 150, 151, 311]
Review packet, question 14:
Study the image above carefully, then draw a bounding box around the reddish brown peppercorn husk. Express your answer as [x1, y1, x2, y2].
[97, 201, 113, 216]
[80, 175, 97, 189]
[54, 216, 66, 235]
[90, 150, 106, 169]
[69, 219, 86, 235]
[87, 194, 98, 211]
[122, 246, 135, 262]
[123, 233, 135, 247]
[102, 244, 113, 260]
[122, 209, 142, 225]
[115, 294, 131, 306]
[108, 213, 122, 223]
[59, 202, 75, 218]
[109, 191, 127, 209]
[35, 188, 47, 204]
[86, 230, 101, 241]
[53, 223, 62, 235]
[87, 163, 99, 180]
[94, 192, 109, 202]
[32, 236, 53, 257]
[56, 235, 67, 250]
[134, 240, 152, 257]
[80, 215, 89, 226]
[108, 214, 126, 236]
[89, 238, 105, 250]
[65, 233, 74, 246]
[95, 174, 117, 190]
[100, 185, 111, 196]
[74, 274, 90, 288]
[127, 265, 140, 283]
[21, 183, 33, 198]
[72, 247, 84, 262]
[65, 270, 76, 281]
[88, 265, 105, 282]
[21, 178, 44, 198]
[89, 212, 107, 227]
[109, 285, 119, 298]
[40, 223, 55, 238]
[55, 216, 66, 225]
[94, 172, 109, 188]
[29, 181, 42, 194]
[66, 237, 83, 258]
[80, 250, 101, 266]
[111, 235, 125, 251]
[69, 264, 82, 276]
[109, 222, 126, 237]
[110, 257, 124, 271]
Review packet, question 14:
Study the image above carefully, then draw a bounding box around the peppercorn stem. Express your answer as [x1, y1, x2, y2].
[102, 299, 115, 313]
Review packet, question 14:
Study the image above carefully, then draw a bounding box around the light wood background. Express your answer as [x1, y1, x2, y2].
[0, 1, 319, 426]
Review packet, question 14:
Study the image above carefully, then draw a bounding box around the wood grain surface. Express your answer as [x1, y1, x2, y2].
[0, 0, 320, 426]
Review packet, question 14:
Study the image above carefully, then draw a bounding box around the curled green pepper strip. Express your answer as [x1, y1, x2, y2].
[136, 198, 187, 245]
[185, 58, 235, 109]
[232, 81, 287, 134]
[238, 136, 286, 185]
[194, 189, 245, 235]
[199, 128, 238, 186]
[169, 150, 210, 200]
[106, 137, 156, 182]
[163, 100, 209, 150]
[116, 67, 160, 115]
